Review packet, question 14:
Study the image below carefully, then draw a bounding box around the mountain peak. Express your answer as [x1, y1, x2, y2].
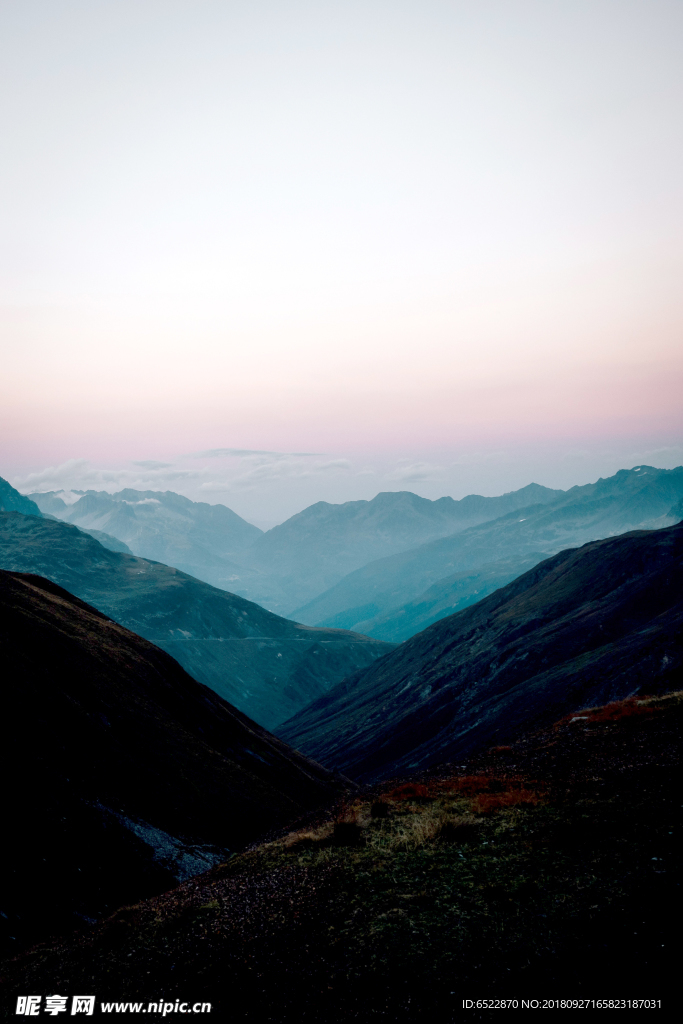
[0, 477, 42, 517]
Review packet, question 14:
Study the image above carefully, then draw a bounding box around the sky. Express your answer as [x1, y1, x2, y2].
[1, 0, 682, 524]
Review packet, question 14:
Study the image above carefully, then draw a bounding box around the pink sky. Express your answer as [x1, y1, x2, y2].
[1, 1, 682, 520]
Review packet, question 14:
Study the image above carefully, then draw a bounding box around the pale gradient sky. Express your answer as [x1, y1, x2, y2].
[1, 1, 682, 521]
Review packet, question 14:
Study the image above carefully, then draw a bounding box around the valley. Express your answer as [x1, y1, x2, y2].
[2, 465, 681, 1018]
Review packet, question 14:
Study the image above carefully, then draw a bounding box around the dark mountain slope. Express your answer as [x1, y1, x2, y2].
[297, 465, 683, 630]
[29, 487, 264, 592]
[0, 477, 41, 517]
[0, 513, 393, 728]
[277, 523, 683, 782]
[0, 570, 344, 955]
[237, 484, 562, 614]
[5, 691, 679, 1017]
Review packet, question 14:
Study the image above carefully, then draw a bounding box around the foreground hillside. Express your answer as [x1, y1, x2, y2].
[0, 570, 345, 957]
[3, 691, 678, 1020]
[279, 522, 683, 780]
[297, 464, 683, 632]
[0, 513, 392, 727]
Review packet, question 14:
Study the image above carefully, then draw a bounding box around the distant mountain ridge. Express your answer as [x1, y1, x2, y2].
[277, 521, 683, 781]
[0, 568, 344, 954]
[28, 482, 563, 615]
[0, 512, 393, 728]
[233, 484, 563, 613]
[29, 487, 264, 593]
[296, 465, 683, 635]
[22, 466, 683, 634]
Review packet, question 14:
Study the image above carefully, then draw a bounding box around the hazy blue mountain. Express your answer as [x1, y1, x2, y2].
[1, 569, 344, 953]
[77, 527, 133, 553]
[234, 484, 562, 614]
[347, 553, 546, 642]
[0, 477, 42, 517]
[0, 513, 393, 728]
[277, 522, 683, 782]
[295, 466, 683, 632]
[28, 487, 265, 592]
[27, 482, 563, 614]
[41, 510, 134, 553]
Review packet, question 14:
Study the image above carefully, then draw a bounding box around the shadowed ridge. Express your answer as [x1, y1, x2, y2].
[0, 569, 347, 955]
[0, 511, 393, 727]
[277, 522, 683, 781]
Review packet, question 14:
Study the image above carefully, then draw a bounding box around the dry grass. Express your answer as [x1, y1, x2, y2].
[270, 774, 546, 856]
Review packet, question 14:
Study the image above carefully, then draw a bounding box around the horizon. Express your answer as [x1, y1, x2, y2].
[13, 458, 681, 530]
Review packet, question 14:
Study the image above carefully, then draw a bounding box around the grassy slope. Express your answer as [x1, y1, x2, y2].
[3, 691, 679, 1020]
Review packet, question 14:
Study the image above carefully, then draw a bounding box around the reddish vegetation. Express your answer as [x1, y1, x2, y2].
[436, 775, 490, 795]
[473, 788, 543, 814]
[382, 773, 547, 814]
[386, 783, 431, 801]
[557, 697, 657, 728]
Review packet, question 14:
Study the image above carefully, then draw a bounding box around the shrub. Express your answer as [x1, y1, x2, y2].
[474, 788, 542, 814]
[449, 776, 492, 796]
[439, 820, 481, 844]
[386, 783, 430, 802]
[332, 822, 364, 847]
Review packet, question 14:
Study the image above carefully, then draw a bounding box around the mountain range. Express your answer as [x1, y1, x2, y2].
[295, 465, 683, 637]
[0, 569, 345, 955]
[29, 482, 563, 615]
[30, 487, 264, 591]
[2, 465, 681, 1005]
[277, 521, 683, 781]
[0, 512, 392, 728]
[28, 468, 683, 635]
[236, 483, 563, 613]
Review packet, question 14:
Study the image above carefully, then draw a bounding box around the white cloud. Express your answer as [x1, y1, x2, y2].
[199, 456, 352, 492]
[383, 461, 444, 483]
[15, 459, 91, 492]
[191, 447, 284, 459]
[132, 460, 174, 469]
[13, 459, 204, 496]
[190, 448, 323, 459]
